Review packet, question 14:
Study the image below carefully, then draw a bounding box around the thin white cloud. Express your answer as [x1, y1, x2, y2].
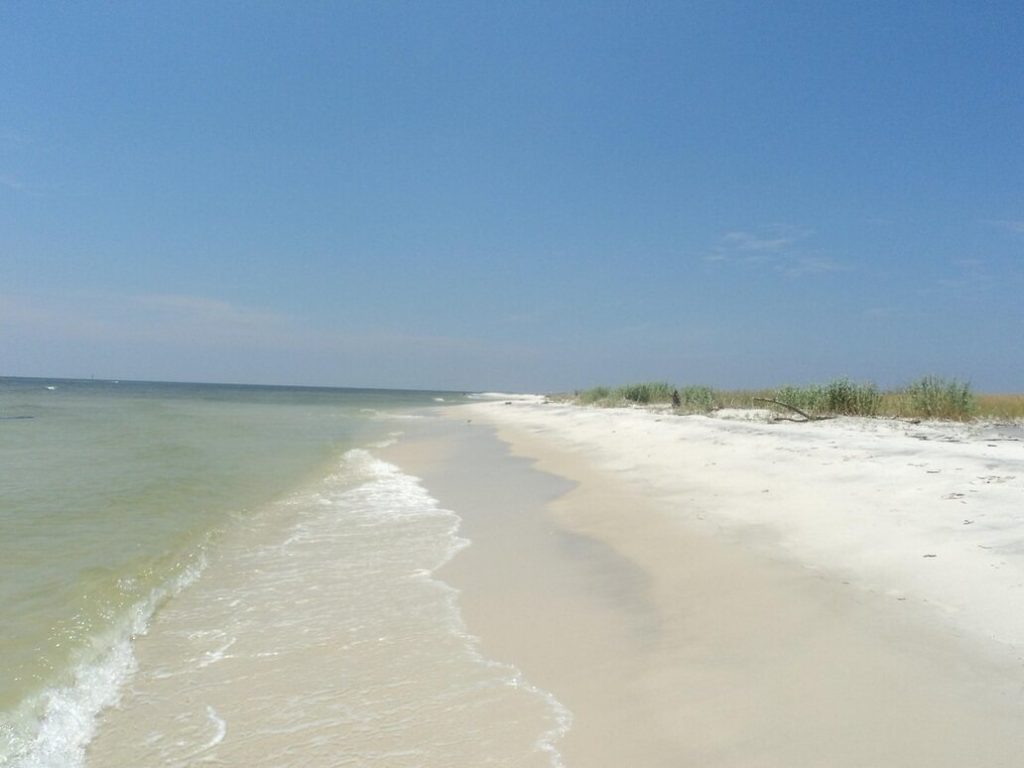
[786, 254, 847, 276]
[720, 226, 810, 252]
[706, 225, 846, 276]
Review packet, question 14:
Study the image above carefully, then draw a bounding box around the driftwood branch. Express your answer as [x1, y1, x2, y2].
[753, 397, 835, 422]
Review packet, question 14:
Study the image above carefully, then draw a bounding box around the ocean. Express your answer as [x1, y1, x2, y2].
[0, 378, 567, 767]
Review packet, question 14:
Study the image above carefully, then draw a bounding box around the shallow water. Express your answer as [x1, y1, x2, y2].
[0, 379, 565, 767]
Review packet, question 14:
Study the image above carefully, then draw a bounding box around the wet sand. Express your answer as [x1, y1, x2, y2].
[384, 407, 1024, 767]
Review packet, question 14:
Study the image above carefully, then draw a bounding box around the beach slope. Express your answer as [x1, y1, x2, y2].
[387, 400, 1024, 767]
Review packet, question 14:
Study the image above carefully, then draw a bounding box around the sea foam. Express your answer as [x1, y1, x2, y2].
[1, 560, 205, 768]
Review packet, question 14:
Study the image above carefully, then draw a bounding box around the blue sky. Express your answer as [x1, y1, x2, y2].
[2, 1, 1022, 391]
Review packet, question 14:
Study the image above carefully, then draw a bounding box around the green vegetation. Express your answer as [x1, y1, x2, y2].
[574, 382, 717, 412]
[576, 385, 613, 405]
[676, 385, 717, 412]
[618, 381, 676, 404]
[567, 376, 1018, 422]
[974, 393, 1024, 421]
[894, 375, 976, 420]
[772, 379, 882, 417]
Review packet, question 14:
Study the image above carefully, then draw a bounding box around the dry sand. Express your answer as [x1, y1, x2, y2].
[384, 401, 1024, 767]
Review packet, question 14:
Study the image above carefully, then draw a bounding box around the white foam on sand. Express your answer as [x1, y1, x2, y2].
[2, 561, 206, 768]
[467, 392, 547, 402]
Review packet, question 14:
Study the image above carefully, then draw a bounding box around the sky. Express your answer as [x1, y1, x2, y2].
[1, 1, 1022, 392]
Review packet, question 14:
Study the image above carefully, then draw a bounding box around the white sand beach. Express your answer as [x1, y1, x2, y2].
[385, 400, 1024, 767]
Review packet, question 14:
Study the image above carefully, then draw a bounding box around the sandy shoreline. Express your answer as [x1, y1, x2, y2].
[470, 401, 1024, 657]
[385, 401, 1024, 766]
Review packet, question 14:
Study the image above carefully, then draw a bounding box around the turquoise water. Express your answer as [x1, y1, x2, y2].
[0, 378, 476, 765]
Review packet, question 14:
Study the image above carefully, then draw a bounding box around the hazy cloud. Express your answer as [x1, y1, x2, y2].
[706, 226, 846, 276]
[719, 226, 810, 252]
[0, 292, 496, 353]
[0, 293, 301, 349]
[0, 292, 540, 388]
[128, 294, 298, 346]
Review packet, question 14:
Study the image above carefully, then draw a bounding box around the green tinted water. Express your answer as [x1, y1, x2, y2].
[0, 379, 454, 750]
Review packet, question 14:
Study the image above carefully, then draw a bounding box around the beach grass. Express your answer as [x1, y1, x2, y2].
[885, 376, 977, 421]
[573, 382, 718, 412]
[772, 379, 882, 417]
[618, 381, 676, 404]
[973, 393, 1024, 421]
[676, 385, 717, 412]
[566, 377, 1020, 422]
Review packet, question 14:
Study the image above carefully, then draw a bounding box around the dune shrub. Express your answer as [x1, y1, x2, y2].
[617, 381, 675, 404]
[772, 379, 881, 416]
[676, 385, 717, 412]
[773, 384, 827, 414]
[902, 376, 975, 420]
[824, 378, 881, 416]
[568, 376, 1002, 423]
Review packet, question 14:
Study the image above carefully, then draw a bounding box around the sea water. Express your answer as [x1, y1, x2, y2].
[0, 379, 567, 767]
